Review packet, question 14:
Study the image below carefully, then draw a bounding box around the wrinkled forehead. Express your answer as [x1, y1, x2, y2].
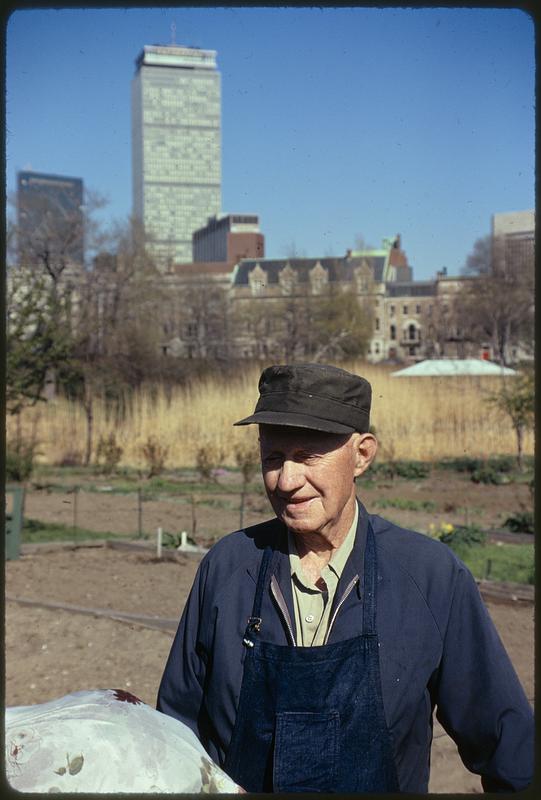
[258, 424, 351, 453]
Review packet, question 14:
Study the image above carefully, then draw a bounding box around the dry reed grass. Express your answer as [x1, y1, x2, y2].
[7, 361, 533, 469]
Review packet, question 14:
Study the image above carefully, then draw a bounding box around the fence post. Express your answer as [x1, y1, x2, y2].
[73, 486, 79, 535]
[191, 494, 197, 540]
[5, 486, 24, 560]
[137, 488, 143, 539]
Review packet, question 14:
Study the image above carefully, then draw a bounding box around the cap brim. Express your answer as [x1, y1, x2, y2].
[233, 410, 355, 434]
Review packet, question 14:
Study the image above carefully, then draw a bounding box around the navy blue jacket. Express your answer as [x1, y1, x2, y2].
[157, 503, 533, 793]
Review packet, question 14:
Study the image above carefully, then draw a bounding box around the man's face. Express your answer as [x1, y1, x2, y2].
[259, 425, 368, 540]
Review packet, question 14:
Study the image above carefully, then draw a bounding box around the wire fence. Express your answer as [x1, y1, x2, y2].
[22, 485, 262, 543]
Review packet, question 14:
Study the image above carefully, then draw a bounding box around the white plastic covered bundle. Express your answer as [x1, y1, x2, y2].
[5, 688, 242, 793]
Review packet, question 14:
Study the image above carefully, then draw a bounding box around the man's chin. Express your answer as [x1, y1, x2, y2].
[278, 511, 321, 535]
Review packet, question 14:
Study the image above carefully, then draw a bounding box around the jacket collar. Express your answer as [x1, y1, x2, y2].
[247, 499, 370, 618]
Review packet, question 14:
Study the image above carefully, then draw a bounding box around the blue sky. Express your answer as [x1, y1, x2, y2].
[5, 6, 535, 279]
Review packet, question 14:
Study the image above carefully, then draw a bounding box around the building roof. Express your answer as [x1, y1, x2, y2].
[232, 255, 386, 286]
[391, 359, 518, 377]
[386, 281, 436, 297]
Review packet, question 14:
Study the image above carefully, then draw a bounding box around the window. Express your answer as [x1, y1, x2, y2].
[408, 324, 416, 341]
[390, 304, 395, 315]
[403, 305, 408, 315]
[408, 346, 415, 356]
[375, 343, 380, 354]
[375, 318, 380, 331]
[416, 304, 421, 314]
[390, 324, 396, 340]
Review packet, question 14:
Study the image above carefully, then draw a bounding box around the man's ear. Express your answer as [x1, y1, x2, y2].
[352, 432, 378, 478]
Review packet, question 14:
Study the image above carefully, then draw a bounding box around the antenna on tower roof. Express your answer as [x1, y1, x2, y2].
[170, 20, 176, 45]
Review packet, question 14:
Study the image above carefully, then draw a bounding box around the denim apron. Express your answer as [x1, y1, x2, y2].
[224, 521, 400, 793]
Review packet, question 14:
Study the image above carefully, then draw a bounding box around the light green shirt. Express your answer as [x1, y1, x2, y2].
[288, 503, 358, 646]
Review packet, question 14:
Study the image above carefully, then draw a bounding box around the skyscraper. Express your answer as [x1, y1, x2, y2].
[131, 44, 221, 270]
[17, 170, 84, 267]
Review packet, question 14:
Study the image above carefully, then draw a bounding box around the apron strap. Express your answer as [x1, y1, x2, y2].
[362, 521, 377, 635]
[243, 545, 275, 647]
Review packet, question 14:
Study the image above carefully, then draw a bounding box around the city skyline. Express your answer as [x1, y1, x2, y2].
[6, 7, 535, 280]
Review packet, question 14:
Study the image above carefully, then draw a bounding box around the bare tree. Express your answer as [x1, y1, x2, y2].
[282, 240, 307, 259]
[311, 284, 374, 362]
[13, 187, 108, 281]
[353, 234, 375, 252]
[458, 234, 534, 365]
[6, 267, 74, 415]
[6, 187, 109, 420]
[73, 217, 166, 463]
[233, 280, 374, 363]
[485, 369, 534, 471]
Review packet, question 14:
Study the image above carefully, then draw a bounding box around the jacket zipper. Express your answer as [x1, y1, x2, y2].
[270, 575, 297, 646]
[324, 574, 360, 645]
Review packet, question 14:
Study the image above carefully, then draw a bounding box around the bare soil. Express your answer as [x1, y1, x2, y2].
[21, 467, 532, 543]
[6, 469, 534, 793]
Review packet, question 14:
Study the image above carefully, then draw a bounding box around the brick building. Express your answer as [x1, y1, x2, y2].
[193, 214, 264, 263]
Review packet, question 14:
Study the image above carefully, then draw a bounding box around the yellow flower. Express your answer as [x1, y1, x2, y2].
[442, 523, 454, 534]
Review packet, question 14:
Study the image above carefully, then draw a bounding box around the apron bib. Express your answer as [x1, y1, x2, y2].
[224, 521, 400, 793]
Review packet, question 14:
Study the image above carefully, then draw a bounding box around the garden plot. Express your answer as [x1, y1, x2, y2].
[6, 544, 533, 795]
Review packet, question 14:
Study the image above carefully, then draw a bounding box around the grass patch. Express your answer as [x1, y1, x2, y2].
[22, 518, 121, 544]
[447, 541, 534, 585]
[374, 498, 437, 512]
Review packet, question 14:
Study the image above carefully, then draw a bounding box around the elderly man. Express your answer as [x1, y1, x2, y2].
[157, 363, 533, 793]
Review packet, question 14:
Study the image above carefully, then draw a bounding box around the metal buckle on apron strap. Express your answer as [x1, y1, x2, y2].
[243, 616, 262, 648]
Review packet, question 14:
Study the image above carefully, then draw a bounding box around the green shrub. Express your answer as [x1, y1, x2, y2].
[487, 456, 515, 473]
[370, 460, 429, 481]
[438, 456, 515, 476]
[395, 461, 430, 480]
[439, 523, 487, 557]
[503, 511, 534, 535]
[438, 457, 483, 474]
[470, 466, 509, 485]
[6, 440, 38, 482]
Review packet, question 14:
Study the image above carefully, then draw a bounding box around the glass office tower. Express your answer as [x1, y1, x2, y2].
[131, 44, 221, 270]
[17, 171, 84, 266]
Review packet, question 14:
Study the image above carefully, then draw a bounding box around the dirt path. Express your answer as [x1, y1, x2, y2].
[5, 544, 533, 793]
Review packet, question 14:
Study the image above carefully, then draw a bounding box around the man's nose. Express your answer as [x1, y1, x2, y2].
[277, 459, 304, 492]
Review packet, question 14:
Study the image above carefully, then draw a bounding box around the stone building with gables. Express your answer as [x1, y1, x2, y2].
[228, 235, 482, 363]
